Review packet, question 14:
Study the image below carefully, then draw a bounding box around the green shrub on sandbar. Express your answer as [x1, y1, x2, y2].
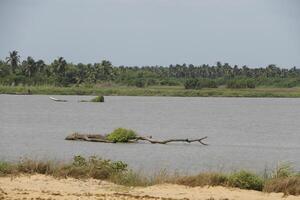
[228, 170, 264, 191]
[106, 128, 137, 143]
[91, 95, 104, 102]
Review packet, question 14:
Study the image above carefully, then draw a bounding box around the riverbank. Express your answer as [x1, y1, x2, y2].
[1, 85, 300, 97]
[0, 157, 299, 198]
[1, 174, 299, 200]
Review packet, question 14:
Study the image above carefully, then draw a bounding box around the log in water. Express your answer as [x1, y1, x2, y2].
[65, 133, 208, 145]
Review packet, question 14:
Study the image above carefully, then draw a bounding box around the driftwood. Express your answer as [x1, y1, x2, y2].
[49, 97, 68, 102]
[131, 136, 208, 145]
[65, 133, 208, 145]
[66, 133, 114, 143]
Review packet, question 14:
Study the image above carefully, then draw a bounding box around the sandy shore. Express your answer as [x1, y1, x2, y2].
[0, 175, 299, 200]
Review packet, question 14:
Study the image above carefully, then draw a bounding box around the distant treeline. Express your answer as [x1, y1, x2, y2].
[1, 50, 300, 89]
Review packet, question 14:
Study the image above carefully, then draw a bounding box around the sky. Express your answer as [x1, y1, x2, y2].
[0, 0, 299, 67]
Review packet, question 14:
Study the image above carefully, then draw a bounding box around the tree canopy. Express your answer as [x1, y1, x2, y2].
[0, 51, 299, 88]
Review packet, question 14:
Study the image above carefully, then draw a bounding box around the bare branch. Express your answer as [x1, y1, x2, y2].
[65, 133, 208, 145]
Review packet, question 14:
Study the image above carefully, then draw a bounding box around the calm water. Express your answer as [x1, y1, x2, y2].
[0, 95, 299, 173]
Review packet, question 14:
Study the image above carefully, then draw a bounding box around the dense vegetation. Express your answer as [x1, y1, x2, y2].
[1, 51, 300, 89]
[0, 156, 299, 195]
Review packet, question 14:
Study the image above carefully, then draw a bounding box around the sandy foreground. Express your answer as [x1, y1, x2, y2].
[0, 175, 299, 200]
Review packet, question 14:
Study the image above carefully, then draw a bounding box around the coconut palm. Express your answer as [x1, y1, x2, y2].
[6, 50, 20, 73]
[36, 59, 46, 73]
[22, 56, 37, 78]
[52, 57, 67, 76]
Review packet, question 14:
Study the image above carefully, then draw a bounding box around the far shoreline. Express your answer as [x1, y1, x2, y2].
[1, 85, 300, 98]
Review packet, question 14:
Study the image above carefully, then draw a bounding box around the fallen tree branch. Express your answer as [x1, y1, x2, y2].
[65, 133, 208, 145]
[65, 133, 114, 143]
[130, 136, 208, 145]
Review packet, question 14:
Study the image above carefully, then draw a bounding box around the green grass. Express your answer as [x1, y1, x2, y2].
[0, 157, 299, 195]
[1, 85, 300, 97]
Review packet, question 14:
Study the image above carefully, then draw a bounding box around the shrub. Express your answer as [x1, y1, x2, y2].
[57, 156, 128, 180]
[184, 79, 217, 89]
[0, 161, 15, 175]
[0, 156, 128, 181]
[72, 155, 87, 167]
[228, 171, 263, 191]
[227, 79, 256, 89]
[176, 172, 228, 187]
[16, 159, 53, 174]
[160, 79, 181, 86]
[263, 177, 300, 195]
[184, 79, 199, 89]
[146, 78, 158, 86]
[134, 78, 146, 88]
[91, 95, 104, 102]
[272, 163, 294, 178]
[106, 128, 137, 143]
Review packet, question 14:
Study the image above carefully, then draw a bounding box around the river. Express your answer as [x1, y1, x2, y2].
[0, 95, 299, 173]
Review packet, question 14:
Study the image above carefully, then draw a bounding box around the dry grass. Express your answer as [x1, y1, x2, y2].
[263, 176, 300, 196]
[174, 172, 228, 187]
[0, 156, 128, 181]
[1, 157, 299, 196]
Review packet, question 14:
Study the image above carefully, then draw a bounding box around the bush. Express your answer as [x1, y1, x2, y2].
[264, 177, 300, 195]
[228, 171, 263, 191]
[160, 79, 181, 86]
[57, 155, 128, 180]
[91, 95, 104, 102]
[272, 163, 294, 178]
[72, 155, 87, 167]
[17, 159, 53, 174]
[184, 79, 217, 89]
[227, 79, 256, 89]
[146, 78, 159, 86]
[0, 161, 15, 175]
[106, 128, 137, 143]
[134, 78, 146, 88]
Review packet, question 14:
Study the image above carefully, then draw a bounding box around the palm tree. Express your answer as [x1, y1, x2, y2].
[22, 56, 37, 78]
[52, 57, 67, 76]
[6, 50, 20, 73]
[36, 59, 46, 73]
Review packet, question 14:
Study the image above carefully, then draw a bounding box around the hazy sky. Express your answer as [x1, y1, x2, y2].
[0, 0, 299, 67]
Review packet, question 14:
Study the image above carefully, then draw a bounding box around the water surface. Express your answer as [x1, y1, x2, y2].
[0, 95, 299, 173]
